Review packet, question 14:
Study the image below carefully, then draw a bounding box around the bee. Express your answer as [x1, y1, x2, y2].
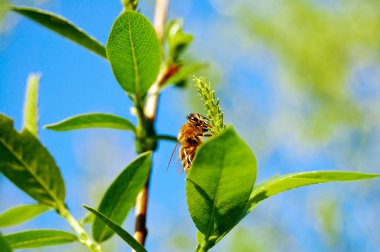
[168, 113, 212, 174]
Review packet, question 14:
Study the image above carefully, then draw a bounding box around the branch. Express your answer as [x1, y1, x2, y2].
[133, 0, 169, 248]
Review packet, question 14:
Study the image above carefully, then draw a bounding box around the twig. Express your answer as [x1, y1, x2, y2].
[133, 0, 169, 248]
[59, 205, 102, 252]
[154, 134, 178, 142]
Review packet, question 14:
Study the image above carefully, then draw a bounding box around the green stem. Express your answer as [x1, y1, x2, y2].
[59, 206, 102, 252]
[154, 134, 177, 142]
[120, 0, 138, 11]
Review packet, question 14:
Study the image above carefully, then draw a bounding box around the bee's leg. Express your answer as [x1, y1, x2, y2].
[187, 147, 197, 165]
[187, 152, 192, 164]
[183, 149, 191, 173]
[203, 133, 212, 137]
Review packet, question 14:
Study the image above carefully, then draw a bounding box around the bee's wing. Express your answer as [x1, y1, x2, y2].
[166, 141, 180, 173]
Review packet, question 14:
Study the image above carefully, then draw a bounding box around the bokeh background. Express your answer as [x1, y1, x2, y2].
[1, 0, 380, 251]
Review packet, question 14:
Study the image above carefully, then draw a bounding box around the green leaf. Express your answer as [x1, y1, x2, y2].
[4, 230, 77, 249]
[92, 152, 151, 242]
[79, 212, 95, 226]
[45, 113, 136, 132]
[10, 6, 106, 59]
[160, 63, 207, 90]
[107, 11, 161, 96]
[0, 232, 12, 252]
[0, 204, 50, 228]
[0, 114, 66, 209]
[186, 126, 257, 250]
[166, 19, 193, 62]
[246, 171, 380, 213]
[22, 73, 40, 137]
[84, 206, 147, 252]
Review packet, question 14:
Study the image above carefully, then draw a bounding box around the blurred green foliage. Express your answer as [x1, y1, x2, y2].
[237, 0, 380, 137]
[314, 197, 341, 248]
[0, 0, 8, 30]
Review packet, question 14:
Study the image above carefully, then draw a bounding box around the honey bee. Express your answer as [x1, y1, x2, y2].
[168, 113, 212, 174]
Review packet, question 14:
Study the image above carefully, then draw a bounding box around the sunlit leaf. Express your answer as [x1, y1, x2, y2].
[92, 152, 151, 242]
[10, 6, 106, 58]
[0, 114, 65, 209]
[245, 171, 380, 213]
[186, 127, 257, 250]
[45, 113, 136, 132]
[107, 11, 161, 96]
[22, 73, 40, 137]
[4, 230, 77, 249]
[84, 206, 147, 252]
[0, 204, 50, 228]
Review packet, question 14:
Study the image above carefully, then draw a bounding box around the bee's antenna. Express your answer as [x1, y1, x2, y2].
[167, 141, 180, 174]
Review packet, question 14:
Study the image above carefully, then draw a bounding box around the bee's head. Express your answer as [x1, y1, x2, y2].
[187, 113, 211, 129]
[187, 113, 199, 124]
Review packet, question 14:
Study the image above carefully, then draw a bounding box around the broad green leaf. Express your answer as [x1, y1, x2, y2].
[10, 6, 106, 59]
[45, 113, 136, 132]
[0, 232, 12, 252]
[186, 127, 256, 251]
[107, 11, 161, 96]
[160, 63, 207, 90]
[0, 114, 65, 209]
[92, 152, 151, 242]
[4, 230, 77, 249]
[245, 171, 380, 213]
[23, 73, 40, 137]
[0, 204, 50, 228]
[84, 206, 147, 252]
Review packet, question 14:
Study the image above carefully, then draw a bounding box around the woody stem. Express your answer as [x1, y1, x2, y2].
[133, 0, 169, 249]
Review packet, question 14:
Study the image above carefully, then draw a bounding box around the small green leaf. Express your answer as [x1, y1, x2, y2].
[107, 11, 161, 96]
[186, 126, 256, 250]
[10, 6, 106, 58]
[0, 204, 50, 228]
[92, 152, 151, 242]
[84, 206, 147, 252]
[246, 171, 380, 213]
[79, 212, 95, 226]
[45, 113, 136, 132]
[0, 114, 66, 209]
[0, 232, 12, 252]
[166, 19, 193, 62]
[4, 230, 77, 249]
[23, 73, 40, 137]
